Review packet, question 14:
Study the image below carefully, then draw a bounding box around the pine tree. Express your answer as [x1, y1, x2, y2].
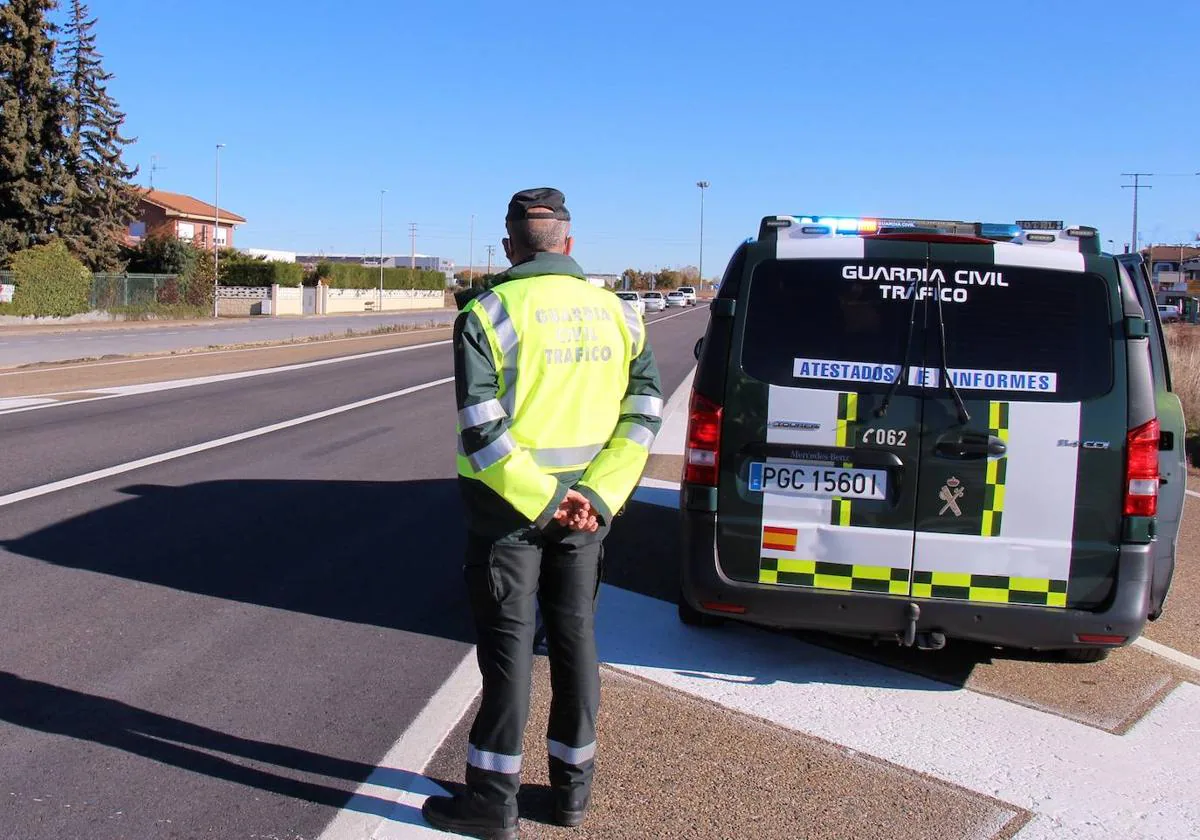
[58, 0, 138, 271]
[0, 0, 72, 265]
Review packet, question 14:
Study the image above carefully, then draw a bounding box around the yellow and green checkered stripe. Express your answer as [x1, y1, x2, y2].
[760, 558, 910, 595]
[982, 401, 1010, 538]
[831, 392, 858, 526]
[912, 570, 1067, 607]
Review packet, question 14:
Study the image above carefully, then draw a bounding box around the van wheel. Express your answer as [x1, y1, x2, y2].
[1057, 647, 1111, 663]
[678, 598, 723, 627]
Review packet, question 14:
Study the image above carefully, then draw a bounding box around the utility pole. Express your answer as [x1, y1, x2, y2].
[485, 244, 495, 277]
[409, 222, 417, 271]
[1122, 173, 1154, 256]
[212, 143, 225, 318]
[696, 181, 709, 288]
[379, 189, 387, 309]
[468, 214, 475, 289]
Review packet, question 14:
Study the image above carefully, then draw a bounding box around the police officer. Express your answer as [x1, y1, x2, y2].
[422, 188, 663, 839]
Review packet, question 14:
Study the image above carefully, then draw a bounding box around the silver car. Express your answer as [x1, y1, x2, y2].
[665, 291, 687, 308]
[642, 291, 666, 312]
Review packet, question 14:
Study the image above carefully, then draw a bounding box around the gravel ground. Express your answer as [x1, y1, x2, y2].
[425, 660, 1028, 840]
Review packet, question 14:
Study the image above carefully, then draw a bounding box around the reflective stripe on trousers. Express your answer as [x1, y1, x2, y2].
[547, 738, 596, 766]
[467, 744, 523, 774]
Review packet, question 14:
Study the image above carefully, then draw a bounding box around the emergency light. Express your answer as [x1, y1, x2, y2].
[758, 215, 1102, 254]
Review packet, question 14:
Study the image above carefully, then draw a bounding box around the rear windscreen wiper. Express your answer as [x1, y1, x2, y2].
[875, 277, 922, 419]
[934, 272, 971, 425]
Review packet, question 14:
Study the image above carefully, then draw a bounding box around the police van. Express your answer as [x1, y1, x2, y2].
[679, 215, 1185, 660]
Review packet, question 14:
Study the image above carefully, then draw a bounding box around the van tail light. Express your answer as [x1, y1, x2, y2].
[1076, 633, 1128, 645]
[684, 391, 723, 487]
[701, 601, 746, 614]
[1124, 419, 1160, 517]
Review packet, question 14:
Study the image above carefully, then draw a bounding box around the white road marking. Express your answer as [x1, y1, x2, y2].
[651, 368, 695, 458]
[1186, 489, 1199, 500]
[0, 376, 453, 509]
[599, 585, 1200, 840]
[1133, 636, 1200, 675]
[317, 649, 482, 840]
[0, 340, 452, 416]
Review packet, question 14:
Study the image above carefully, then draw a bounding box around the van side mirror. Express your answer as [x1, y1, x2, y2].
[694, 337, 704, 360]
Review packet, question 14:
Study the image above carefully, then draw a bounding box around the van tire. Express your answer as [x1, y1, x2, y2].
[1057, 647, 1111, 663]
[678, 597, 723, 627]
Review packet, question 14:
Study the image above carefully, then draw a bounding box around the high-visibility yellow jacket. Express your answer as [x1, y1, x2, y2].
[454, 253, 663, 536]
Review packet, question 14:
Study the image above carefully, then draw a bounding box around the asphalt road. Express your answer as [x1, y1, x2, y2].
[0, 310, 459, 367]
[0, 306, 708, 840]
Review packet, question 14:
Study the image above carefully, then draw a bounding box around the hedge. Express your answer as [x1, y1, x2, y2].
[6, 240, 92, 316]
[320, 262, 445, 290]
[222, 261, 303, 288]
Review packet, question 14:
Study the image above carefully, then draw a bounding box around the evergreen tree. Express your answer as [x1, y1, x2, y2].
[58, 0, 138, 271]
[0, 0, 72, 264]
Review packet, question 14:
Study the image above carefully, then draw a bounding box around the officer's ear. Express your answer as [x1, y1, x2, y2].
[563, 235, 573, 256]
[502, 237, 514, 263]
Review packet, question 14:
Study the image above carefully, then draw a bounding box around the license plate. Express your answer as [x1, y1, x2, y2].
[748, 462, 888, 500]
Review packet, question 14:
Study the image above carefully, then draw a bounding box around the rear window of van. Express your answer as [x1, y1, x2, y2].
[740, 258, 1114, 402]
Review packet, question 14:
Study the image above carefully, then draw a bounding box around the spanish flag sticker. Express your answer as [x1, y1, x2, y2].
[762, 525, 799, 552]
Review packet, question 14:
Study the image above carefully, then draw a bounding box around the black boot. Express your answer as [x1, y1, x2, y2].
[553, 788, 590, 828]
[421, 792, 519, 840]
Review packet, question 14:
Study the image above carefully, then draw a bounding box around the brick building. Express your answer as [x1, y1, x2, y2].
[129, 189, 246, 249]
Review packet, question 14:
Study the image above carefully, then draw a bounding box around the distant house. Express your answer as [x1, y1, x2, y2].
[1145, 245, 1200, 292]
[128, 189, 247, 249]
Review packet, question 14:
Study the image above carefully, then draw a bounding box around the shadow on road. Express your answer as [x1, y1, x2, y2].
[0, 670, 407, 817]
[2, 478, 476, 643]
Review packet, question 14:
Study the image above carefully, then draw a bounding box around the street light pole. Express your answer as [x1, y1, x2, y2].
[379, 189, 387, 310]
[696, 181, 709, 288]
[212, 143, 225, 318]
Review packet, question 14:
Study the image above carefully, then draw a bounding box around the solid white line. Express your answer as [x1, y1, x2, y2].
[1133, 636, 1200, 675]
[0, 376, 454, 509]
[651, 368, 696, 458]
[0, 324, 453, 377]
[643, 304, 709, 327]
[317, 648, 482, 840]
[0, 340, 452, 417]
[1186, 489, 1200, 500]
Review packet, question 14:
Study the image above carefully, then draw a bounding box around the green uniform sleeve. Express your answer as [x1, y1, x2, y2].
[575, 341, 664, 524]
[455, 308, 566, 528]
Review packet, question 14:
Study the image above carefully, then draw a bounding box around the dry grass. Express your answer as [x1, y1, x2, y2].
[1164, 325, 1200, 432]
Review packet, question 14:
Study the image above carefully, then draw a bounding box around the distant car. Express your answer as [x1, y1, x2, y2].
[615, 290, 645, 316]
[665, 291, 687, 308]
[1157, 304, 1182, 323]
[677, 286, 698, 305]
[642, 291, 666, 312]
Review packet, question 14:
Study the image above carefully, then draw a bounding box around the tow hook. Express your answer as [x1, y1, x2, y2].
[902, 603, 920, 647]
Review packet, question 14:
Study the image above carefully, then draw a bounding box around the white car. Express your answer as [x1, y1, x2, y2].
[677, 286, 697, 305]
[665, 291, 687, 308]
[1157, 304, 1182, 323]
[642, 291, 666, 312]
[615, 290, 645, 316]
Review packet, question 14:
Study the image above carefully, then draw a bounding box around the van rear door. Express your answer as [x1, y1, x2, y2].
[719, 240, 929, 599]
[912, 244, 1124, 610]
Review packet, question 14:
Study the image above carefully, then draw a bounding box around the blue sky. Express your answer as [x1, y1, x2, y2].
[75, 0, 1199, 275]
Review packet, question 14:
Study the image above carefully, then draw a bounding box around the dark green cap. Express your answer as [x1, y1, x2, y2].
[506, 187, 570, 222]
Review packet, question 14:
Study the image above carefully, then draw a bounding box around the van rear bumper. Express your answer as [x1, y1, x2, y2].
[680, 511, 1152, 650]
